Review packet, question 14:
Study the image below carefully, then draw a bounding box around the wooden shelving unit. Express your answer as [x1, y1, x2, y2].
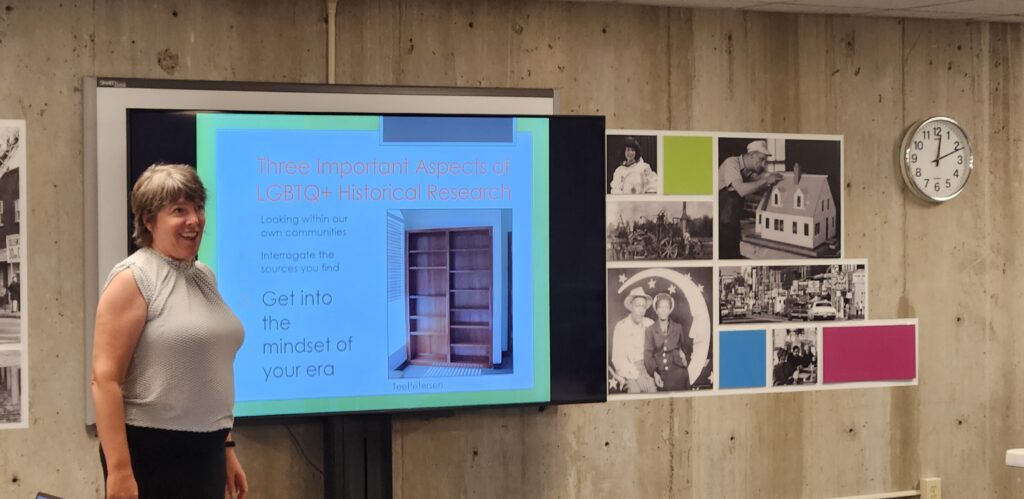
[406, 227, 493, 368]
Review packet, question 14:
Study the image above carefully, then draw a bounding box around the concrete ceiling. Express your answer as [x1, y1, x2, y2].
[564, 0, 1024, 23]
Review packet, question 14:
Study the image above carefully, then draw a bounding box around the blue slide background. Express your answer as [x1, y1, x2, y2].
[211, 124, 537, 402]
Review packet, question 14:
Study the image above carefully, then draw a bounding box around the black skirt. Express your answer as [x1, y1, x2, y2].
[100, 425, 230, 499]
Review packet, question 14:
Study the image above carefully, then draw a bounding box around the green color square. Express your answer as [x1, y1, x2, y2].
[663, 136, 713, 195]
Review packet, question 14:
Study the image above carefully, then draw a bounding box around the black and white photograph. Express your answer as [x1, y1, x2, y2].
[606, 201, 713, 261]
[607, 134, 659, 195]
[607, 266, 713, 396]
[719, 263, 866, 324]
[0, 349, 22, 426]
[0, 122, 22, 325]
[0, 120, 25, 430]
[772, 327, 819, 386]
[717, 135, 842, 260]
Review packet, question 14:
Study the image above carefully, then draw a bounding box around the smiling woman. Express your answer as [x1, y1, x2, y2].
[91, 164, 249, 499]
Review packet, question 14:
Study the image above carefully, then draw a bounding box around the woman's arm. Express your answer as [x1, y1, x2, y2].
[640, 161, 659, 193]
[91, 269, 147, 498]
[225, 431, 248, 498]
[671, 322, 689, 368]
[609, 167, 625, 194]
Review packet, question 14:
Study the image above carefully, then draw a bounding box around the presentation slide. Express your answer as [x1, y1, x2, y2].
[195, 114, 551, 416]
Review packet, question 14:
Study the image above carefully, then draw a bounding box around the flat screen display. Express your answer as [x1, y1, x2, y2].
[126, 111, 606, 417]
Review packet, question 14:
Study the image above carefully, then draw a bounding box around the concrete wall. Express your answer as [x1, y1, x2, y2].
[0, 0, 1022, 497]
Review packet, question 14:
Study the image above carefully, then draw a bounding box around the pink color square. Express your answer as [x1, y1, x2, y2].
[823, 324, 916, 383]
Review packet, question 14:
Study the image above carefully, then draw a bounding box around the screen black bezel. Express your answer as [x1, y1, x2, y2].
[125, 110, 607, 419]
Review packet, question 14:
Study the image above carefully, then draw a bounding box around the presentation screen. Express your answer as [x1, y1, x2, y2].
[125, 110, 607, 417]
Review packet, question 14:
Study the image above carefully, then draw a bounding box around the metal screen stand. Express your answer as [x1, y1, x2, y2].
[323, 414, 393, 499]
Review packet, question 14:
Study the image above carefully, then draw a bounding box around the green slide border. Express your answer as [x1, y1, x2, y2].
[195, 114, 551, 415]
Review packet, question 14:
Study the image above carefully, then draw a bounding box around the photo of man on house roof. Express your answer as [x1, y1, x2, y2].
[717, 136, 843, 260]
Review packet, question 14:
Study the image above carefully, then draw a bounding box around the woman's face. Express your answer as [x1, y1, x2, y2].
[147, 197, 205, 262]
[655, 300, 672, 320]
[624, 146, 637, 162]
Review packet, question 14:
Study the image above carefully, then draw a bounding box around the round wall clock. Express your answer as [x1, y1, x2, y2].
[900, 117, 974, 203]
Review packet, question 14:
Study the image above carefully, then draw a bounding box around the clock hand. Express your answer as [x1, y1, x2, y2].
[935, 146, 964, 163]
[933, 132, 943, 165]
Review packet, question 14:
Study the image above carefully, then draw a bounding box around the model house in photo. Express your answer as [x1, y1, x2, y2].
[755, 166, 836, 250]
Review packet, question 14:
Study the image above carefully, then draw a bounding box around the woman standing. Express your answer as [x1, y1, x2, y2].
[92, 164, 247, 498]
[643, 293, 691, 391]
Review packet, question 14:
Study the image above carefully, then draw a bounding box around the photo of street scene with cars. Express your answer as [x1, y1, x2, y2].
[718, 262, 866, 324]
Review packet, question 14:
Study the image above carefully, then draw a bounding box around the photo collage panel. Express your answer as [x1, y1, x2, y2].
[605, 129, 917, 400]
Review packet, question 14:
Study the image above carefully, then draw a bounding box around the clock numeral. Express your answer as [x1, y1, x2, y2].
[924, 178, 930, 187]
[934, 182, 941, 192]
[954, 140, 961, 149]
[933, 126, 942, 137]
[915, 168, 922, 177]
[954, 169, 960, 178]
[914, 140, 924, 151]
[923, 130, 931, 140]
[957, 155, 963, 165]
[946, 130, 952, 140]
[911, 153, 918, 163]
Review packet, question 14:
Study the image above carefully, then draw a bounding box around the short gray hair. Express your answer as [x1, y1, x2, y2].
[130, 163, 206, 248]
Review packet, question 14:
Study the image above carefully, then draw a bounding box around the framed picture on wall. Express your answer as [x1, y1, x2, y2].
[607, 134, 659, 195]
[0, 119, 26, 430]
[607, 266, 713, 397]
[717, 135, 843, 260]
[606, 200, 713, 262]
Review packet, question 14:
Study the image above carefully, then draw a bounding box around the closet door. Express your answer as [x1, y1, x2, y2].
[448, 228, 493, 367]
[406, 230, 449, 365]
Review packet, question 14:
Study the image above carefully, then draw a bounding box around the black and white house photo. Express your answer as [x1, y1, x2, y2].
[717, 135, 842, 260]
[607, 266, 713, 395]
[719, 263, 866, 324]
[772, 327, 819, 386]
[0, 349, 21, 425]
[607, 134, 659, 195]
[606, 200, 713, 261]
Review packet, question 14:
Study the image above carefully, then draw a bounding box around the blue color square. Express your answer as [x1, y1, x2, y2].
[720, 330, 767, 389]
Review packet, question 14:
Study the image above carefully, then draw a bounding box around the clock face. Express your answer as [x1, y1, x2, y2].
[902, 118, 973, 202]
